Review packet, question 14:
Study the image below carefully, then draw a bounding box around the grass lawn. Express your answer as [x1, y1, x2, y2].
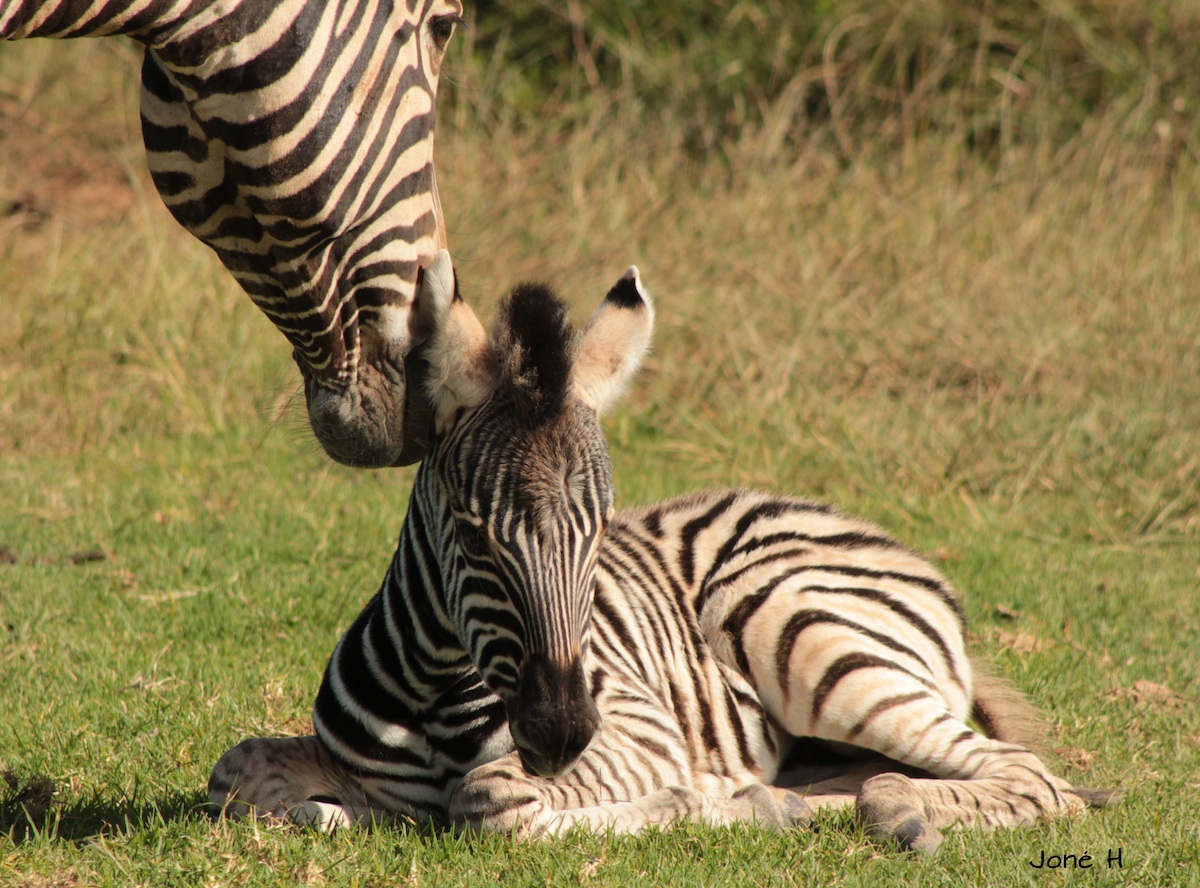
[3, 14, 1199, 887]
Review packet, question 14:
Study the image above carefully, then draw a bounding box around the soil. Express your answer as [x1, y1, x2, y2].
[0, 92, 145, 229]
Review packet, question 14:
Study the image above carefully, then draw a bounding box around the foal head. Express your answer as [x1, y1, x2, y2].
[415, 251, 653, 777]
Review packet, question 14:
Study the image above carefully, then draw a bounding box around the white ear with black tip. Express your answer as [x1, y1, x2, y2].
[572, 266, 654, 415]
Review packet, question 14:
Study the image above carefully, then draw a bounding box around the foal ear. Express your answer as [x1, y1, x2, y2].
[572, 266, 654, 414]
[417, 250, 496, 432]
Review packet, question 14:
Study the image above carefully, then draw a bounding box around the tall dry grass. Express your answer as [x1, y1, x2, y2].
[2, 2, 1197, 543]
[437, 4, 1200, 540]
[0, 42, 296, 461]
[456, 0, 1197, 160]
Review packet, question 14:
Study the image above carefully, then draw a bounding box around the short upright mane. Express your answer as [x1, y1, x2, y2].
[491, 283, 575, 423]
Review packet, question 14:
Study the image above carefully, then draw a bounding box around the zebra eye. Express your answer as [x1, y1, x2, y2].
[429, 14, 462, 52]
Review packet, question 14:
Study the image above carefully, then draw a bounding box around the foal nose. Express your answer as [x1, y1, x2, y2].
[508, 654, 601, 778]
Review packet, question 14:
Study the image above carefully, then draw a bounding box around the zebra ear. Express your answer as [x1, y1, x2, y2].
[572, 266, 654, 415]
[418, 250, 497, 433]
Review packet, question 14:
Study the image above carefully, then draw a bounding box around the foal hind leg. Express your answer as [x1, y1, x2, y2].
[209, 735, 387, 829]
[732, 591, 1084, 849]
[821, 688, 1084, 851]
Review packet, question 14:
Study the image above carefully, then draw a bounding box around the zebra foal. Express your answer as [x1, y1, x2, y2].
[211, 251, 1103, 850]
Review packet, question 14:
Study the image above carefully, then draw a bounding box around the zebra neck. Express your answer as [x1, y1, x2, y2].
[0, 0, 224, 42]
[377, 461, 477, 695]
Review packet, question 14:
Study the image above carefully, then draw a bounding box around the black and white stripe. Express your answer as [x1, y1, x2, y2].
[1, 0, 464, 467]
[210, 254, 1099, 847]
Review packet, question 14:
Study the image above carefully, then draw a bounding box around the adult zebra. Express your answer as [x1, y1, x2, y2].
[210, 252, 1107, 850]
[0, 0, 465, 467]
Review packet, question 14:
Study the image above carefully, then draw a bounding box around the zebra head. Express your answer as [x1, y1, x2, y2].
[416, 251, 653, 778]
[0, 0, 467, 467]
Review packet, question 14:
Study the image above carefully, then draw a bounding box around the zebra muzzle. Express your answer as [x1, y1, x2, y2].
[508, 654, 601, 779]
[295, 341, 431, 468]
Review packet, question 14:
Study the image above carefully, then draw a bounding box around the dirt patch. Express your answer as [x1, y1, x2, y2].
[1104, 679, 1189, 710]
[0, 94, 142, 228]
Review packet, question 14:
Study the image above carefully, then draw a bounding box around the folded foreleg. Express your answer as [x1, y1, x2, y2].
[448, 705, 809, 837]
[208, 735, 392, 829]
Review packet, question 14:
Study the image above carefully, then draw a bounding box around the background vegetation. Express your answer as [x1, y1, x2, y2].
[2, 1, 1198, 884]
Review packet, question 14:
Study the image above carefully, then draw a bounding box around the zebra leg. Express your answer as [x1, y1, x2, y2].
[208, 735, 392, 830]
[800, 687, 1084, 851]
[448, 713, 811, 837]
[725, 582, 1085, 849]
[450, 754, 811, 837]
[852, 720, 1085, 852]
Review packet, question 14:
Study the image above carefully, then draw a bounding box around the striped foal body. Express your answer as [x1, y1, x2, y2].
[210, 252, 1097, 849]
[0, 0, 464, 466]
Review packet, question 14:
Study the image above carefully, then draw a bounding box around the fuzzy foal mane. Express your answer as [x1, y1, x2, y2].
[490, 283, 576, 424]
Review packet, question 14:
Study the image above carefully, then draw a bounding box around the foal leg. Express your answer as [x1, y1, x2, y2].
[208, 735, 390, 829]
[846, 695, 1085, 851]
[793, 680, 1084, 851]
[731, 590, 1085, 850]
[448, 710, 811, 837]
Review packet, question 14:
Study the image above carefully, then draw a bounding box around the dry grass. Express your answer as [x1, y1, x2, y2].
[0, 42, 298, 461]
[3, 34, 1197, 544]
[439, 73, 1200, 540]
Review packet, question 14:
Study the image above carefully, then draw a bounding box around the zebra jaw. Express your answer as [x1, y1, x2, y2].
[300, 338, 433, 469]
[298, 252, 468, 468]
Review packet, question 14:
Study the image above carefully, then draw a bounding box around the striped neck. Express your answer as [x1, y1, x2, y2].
[382, 457, 477, 697]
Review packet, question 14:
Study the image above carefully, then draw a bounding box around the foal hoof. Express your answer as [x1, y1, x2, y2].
[734, 783, 813, 829]
[892, 814, 944, 854]
[857, 772, 941, 852]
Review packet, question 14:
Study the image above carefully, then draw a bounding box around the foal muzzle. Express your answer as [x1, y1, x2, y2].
[507, 654, 601, 778]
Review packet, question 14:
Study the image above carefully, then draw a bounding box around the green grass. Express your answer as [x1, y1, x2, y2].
[3, 9, 1200, 886]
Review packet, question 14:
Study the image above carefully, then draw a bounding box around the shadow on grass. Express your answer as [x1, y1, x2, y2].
[2, 769, 207, 844]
